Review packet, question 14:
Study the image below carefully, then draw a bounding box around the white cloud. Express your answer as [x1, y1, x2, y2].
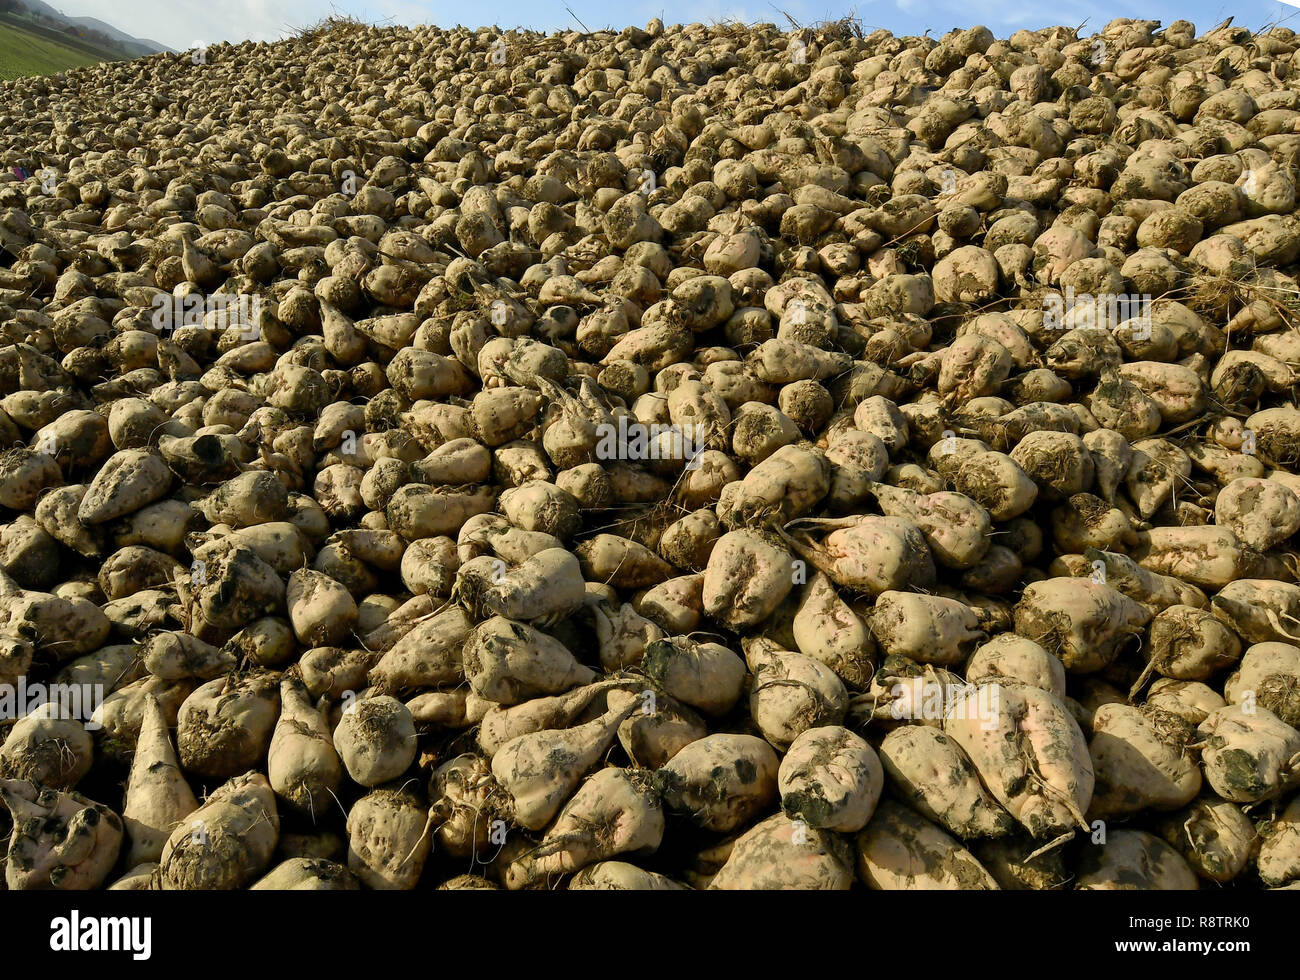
[41, 0, 311, 47]
[36, 0, 460, 48]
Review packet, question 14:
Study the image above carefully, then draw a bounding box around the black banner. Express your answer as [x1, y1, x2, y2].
[0, 888, 1279, 969]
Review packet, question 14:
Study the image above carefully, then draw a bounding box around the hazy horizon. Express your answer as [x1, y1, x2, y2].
[21, 0, 1300, 54]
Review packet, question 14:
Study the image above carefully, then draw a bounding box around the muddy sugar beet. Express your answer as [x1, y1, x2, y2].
[2, 15, 1300, 891]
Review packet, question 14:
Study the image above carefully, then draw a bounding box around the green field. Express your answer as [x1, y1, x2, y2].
[0, 14, 122, 80]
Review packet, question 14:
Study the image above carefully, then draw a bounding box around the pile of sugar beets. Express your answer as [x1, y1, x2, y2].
[1, 15, 1300, 891]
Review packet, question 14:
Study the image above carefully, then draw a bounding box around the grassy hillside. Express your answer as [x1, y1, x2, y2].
[0, 13, 122, 80]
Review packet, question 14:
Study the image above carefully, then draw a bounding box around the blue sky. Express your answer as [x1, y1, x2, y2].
[32, 0, 1300, 52]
